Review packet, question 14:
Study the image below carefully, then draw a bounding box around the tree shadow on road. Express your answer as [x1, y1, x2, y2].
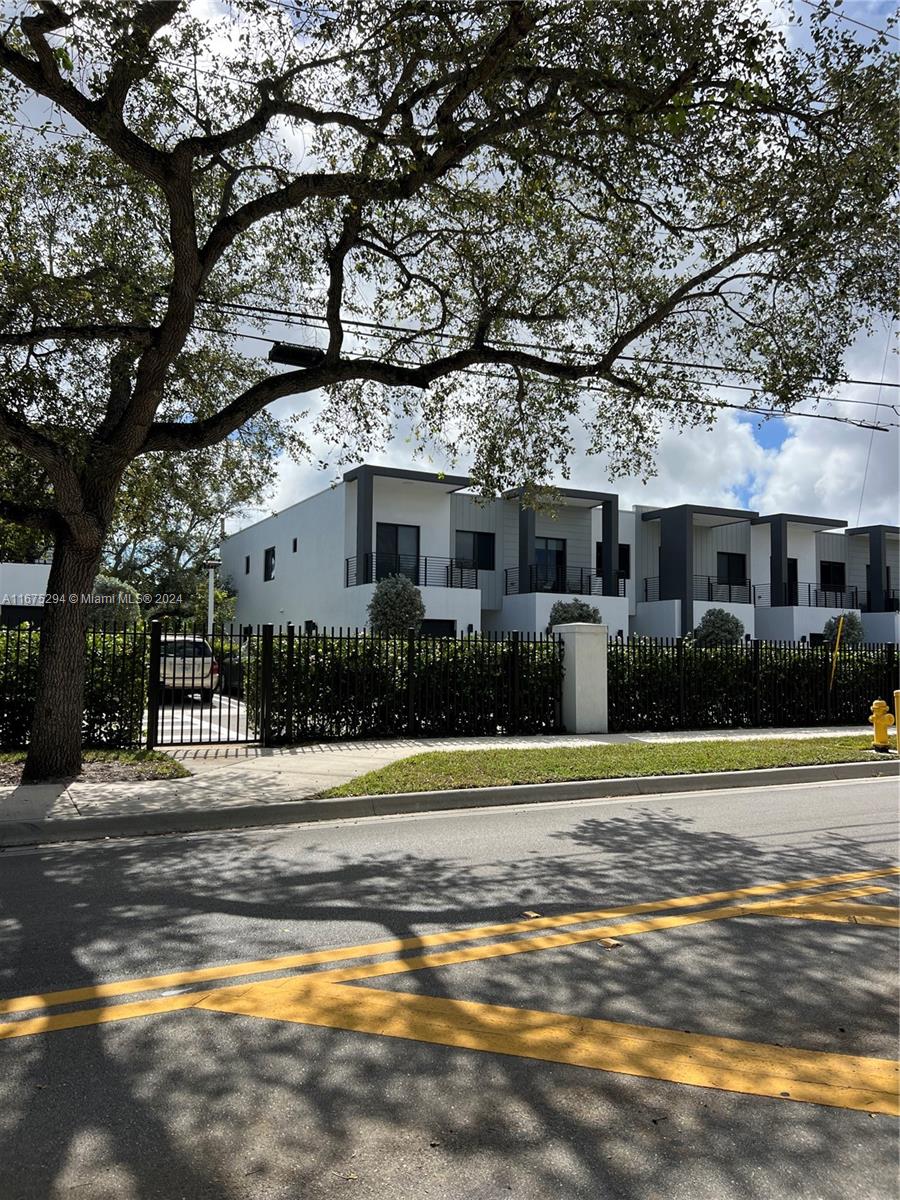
[0, 794, 896, 1199]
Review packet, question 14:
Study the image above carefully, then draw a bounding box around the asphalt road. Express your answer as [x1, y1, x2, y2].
[0, 777, 897, 1200]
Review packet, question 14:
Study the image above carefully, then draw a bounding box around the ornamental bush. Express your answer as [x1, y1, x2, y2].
[822, 611, 865, 646]
[0, 624, 148, 749]
[692, 607, 744, 645]
[245, 631, 564, 742]
[367, 574, 426, 635]
[85, 574, 143, 628]
[547, 598, 602, 631]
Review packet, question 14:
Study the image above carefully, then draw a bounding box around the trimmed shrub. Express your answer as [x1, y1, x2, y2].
[367, 574, 426, 634]
[823, 611, 865, 646]
[608, 637, 896, 732]
[0, 624, 148, 749]
[692, 607, 744, 645]
[547, 598, 602, 631]
[245, 631, 564, 742]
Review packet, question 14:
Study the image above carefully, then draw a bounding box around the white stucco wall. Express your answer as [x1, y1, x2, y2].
[754, 605, 858, 642]
[632, 599, 681, 638]
[486, 590, 629, 635]
[0, 562, 51, 607]
[692, 600, 755, 638]
[860, 612, 900, 644]
[372, 476, 452, 557]
[220, 483, 352, 628]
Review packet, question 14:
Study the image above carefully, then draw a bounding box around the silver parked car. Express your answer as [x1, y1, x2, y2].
[160, 636, 220, 703]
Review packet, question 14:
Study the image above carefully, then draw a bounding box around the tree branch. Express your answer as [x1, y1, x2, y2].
[0, 323, 155, 347]
[0, 496, 60, 533]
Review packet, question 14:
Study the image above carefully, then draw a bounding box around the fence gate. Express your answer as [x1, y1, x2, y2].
[146, 622, 261, 747]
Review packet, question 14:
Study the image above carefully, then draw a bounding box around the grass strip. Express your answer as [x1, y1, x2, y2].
[322, 736, 889, 797]
[0, 749, 189, 780]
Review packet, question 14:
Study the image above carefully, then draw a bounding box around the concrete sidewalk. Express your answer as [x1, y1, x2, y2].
[0, 725, 889, 847]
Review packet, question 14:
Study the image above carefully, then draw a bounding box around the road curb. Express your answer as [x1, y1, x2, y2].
[0, 758, 896, 848]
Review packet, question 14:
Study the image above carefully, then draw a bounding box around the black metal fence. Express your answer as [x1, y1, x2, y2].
[607, 636, 897, 732]
[244, 626, 564, 744]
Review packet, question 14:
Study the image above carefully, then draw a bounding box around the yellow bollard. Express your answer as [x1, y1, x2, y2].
[868, 699, 894, 752]
[894, 690, 900, 754]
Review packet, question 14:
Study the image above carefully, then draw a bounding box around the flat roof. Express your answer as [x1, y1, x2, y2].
[641, 503, 758, 526]
[846, 524, 900, 537]
[343, 464, 472, 492]
[502, 485, 617, 507]
[753, 513, 847, 531]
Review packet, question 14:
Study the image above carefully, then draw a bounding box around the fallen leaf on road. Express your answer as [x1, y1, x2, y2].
[599, 938, 622, 949]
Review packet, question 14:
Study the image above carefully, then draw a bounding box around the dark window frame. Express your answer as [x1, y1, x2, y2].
[820, 559, 846, 591]
[595, 542, 631, 579]
[263, 546, 276, 582]
[292, 537, 298, 553]
[244, 555, 250, 575]
[717, 551, 747, 586]
[455, 529, 495, 570]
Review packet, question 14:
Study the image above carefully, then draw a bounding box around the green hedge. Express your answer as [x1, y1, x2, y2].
[608, 639, 897, 732]
[0, 624, 148, 749]
[245, 632, 563, 743]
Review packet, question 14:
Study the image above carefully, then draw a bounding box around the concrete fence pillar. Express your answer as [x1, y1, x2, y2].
[552, 622, 608, 734]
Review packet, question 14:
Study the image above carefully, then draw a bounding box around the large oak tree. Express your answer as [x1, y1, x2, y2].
[0, 0, 896, 780]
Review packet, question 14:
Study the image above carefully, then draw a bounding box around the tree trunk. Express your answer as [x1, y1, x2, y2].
[21, 533, 103, 782]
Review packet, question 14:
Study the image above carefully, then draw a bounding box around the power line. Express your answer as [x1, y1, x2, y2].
[197, 296, 900, 404]
[192, 322, 894, 432]
[799, 0, 900, 43]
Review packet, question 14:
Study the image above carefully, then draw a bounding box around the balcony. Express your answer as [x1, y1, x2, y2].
[692, 575, 753, 604]
[345, 554, 477, 589]
[640, 578, 860, 608]
[505, 566, 626, 597]
[753, 583, 860, 608]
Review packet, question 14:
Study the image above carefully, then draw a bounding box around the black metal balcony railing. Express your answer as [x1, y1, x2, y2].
[692, 575, 753, 604]
[345, 554, 477, 589]
[753, 582, 859, 609]
[861, 589, 899, 613]
[504, 566, 626, 597]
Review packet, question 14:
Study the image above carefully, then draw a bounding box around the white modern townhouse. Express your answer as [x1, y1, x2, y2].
[220, 464, 900, 643]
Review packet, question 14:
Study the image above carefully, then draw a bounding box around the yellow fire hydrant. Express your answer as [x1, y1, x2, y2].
[868, 699, 894, 753]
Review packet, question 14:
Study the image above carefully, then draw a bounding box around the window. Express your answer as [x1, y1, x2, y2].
[263, 546, 276, 582]
[455, 530, 495, 570]
[717, 552, 747, 586]
[535, 536, 566, 588]
[292, 537, 298, 553]
[244, 555, 250, 575]
[595, 542, 631, 579]
[376, 522, 420, 581]
[820, 560, 845, 591]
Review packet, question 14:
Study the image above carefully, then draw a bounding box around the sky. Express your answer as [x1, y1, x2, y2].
[230, 0, 899, 531]
[11, 0, 898, 533]
[249, 316, 899, 528]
